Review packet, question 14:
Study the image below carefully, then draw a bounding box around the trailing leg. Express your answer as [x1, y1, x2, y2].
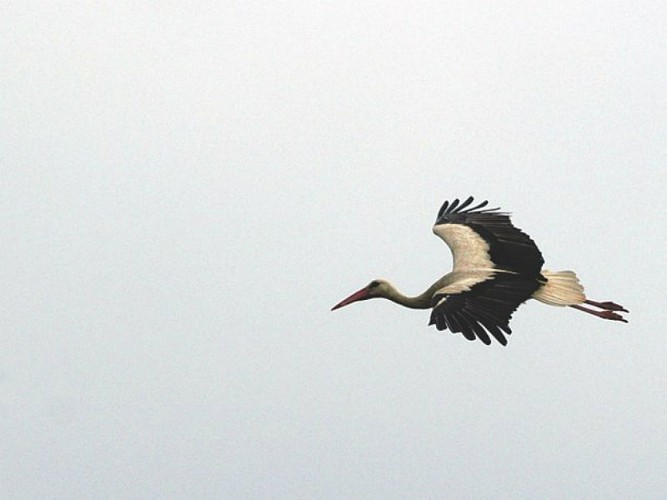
[584, 299, 628, 312]
[570, 304, 628, 323]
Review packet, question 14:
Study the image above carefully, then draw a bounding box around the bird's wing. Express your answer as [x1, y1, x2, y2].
[429, 273, 540, 346]
[432, 196, 544, 277]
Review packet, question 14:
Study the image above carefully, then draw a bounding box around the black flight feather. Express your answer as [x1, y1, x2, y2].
[429, 273, 539, 346]
[435, 196, 545, 278]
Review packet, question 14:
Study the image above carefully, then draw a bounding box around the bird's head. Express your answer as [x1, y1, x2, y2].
[331, 279, 392, 311]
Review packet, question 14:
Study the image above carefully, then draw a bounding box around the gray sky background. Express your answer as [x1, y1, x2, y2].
[2, 2, 666, 498]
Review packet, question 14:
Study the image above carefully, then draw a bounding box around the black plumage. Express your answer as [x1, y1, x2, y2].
[332, 195, 628, 347]
[429, 273, 541, 346]
[430, 196, 547, 344]
[435, 196, 545, 278]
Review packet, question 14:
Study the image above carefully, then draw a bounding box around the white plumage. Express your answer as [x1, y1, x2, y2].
[332, 196, 628, 346]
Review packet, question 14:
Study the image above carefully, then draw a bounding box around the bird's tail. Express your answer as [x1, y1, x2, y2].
[533, 270, 585, 306]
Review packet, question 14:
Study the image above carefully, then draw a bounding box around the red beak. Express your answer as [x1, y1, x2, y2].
[331, 286, 371, 311]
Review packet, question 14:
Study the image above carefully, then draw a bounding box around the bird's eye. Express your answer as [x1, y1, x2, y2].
[369, 280, 380, 288]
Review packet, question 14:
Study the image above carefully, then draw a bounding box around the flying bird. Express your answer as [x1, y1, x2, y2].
[331, 196, 628, 346]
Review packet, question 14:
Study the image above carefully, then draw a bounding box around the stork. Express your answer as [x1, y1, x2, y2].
[331, 196, 628, 346]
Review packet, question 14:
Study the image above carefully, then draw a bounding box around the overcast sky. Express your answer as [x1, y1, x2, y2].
[1, 2, 666, 498]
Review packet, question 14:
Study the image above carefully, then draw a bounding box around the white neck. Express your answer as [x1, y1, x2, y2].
[383, 283, 434, 310]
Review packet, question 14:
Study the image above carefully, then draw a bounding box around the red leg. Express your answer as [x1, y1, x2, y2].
[584, 299, 628, 313]
[570, 304, 628, 323]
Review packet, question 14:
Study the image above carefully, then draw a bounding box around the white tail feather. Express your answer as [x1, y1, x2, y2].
[533, 270, 585, 306]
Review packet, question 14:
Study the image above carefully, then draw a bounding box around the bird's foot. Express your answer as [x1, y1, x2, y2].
[584, 299, 628, 313]
[598, 310, 628, 323]
[570, 304, 629, 323]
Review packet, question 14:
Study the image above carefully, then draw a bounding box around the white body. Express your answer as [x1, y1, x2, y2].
[533, 270, 585, 306]
[433, 222, 585, 307]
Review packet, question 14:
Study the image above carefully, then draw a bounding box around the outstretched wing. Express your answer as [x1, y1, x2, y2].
[429, 273, 540, 346]
[432, 196, 544, 278]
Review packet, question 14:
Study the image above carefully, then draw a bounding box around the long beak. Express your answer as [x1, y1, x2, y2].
[331, 286, 370, 311]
